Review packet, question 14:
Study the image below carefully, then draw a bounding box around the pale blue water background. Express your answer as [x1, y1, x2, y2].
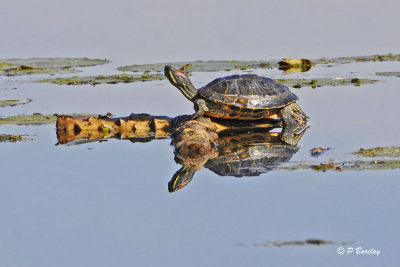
[1, 1, 400, 266]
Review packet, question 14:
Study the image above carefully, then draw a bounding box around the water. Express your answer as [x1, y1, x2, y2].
[2, 0, 400, 63]
[1, 1, 400, 266]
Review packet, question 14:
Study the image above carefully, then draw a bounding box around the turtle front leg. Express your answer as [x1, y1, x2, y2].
[193, 99, 209, 119]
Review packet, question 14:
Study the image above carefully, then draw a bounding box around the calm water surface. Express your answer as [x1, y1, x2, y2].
[1, 1, 400, 266]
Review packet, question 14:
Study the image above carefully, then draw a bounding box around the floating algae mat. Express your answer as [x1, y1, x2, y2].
[235, 239, 352, 247]
[0, 99, 31, 107]
[353, 146, 400, 157]
[40, 75, 378, 87]
[281, 146, 400, 171]
[0, 58, 109, 75]
[21, 53, 398, 85]
[118, 53, 400, 73]
[276, 78, 379, 88]
[314, 53, 400, 65]
[39, 73, 165, 85]
[0, 113, 102, 126]
[118, 60, 273, 73]
[375, 72, 400, 77]
[280, 159, 400, 171]
[0, 134, 23, 143]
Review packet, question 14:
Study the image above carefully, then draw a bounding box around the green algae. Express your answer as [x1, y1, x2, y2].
[235, 239, 352, 247]
[0, 58, 109, 76]
[0, 114, 59, 125]
[375, 72, 400, 77]
[353, 147, 400, 157]
[117, 53, 400, 74]
[276, 78, 378, 88]
[39, 74, 378, 87]
[0, 99, 31, 107]
[38, 73, 165, 85]
[0, 62, 12, 68]
[282, 146, 400, 171]
[313, 53, 400, 65]
[0, 113, 101, 126]
[118, 60, 273, 73]
[281, 159, 400, 171]
[1, 65, 75, 75]
[0, 134, 23, 143]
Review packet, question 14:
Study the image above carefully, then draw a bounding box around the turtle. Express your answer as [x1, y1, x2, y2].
[164, 65, 307, 126]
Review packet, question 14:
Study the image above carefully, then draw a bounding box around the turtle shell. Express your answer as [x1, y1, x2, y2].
[198, 74, 297, 109]
[205, 144, 299, 177]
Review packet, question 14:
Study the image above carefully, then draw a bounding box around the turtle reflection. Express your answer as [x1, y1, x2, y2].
[169, 117, 307, 192]
[56, 114, 307, 193]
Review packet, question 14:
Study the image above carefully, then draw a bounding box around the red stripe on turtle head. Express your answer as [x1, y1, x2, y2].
[174, 70, 187, 78]
[177, 179, 190, 190]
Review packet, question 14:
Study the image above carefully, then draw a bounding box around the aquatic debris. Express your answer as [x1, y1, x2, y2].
[0, 58, 109, 76]
[311, 147, 329, 156]
[278, 58, 312, 72]
[235, 239, 353, 247]
[353, 146, 400, 157]
[0, 134, 23, 143]
[56, 114, 176, 145]
[0, 113, 100, 126]
[0, 99, 31, 107]
[56, 114, 277, 145]
[375, 72, 400, 77]
[276, 78, 379, 88]
[39, 73, 165, 85]
[350, 78, 361, 86]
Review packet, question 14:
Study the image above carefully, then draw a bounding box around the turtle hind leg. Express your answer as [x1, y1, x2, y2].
[193, 99, 209, 119]
[281, 102, 299, 127]
[292, 102, 308, 123]
[281, 102, 308, 126]
[281, 124, 309, 146]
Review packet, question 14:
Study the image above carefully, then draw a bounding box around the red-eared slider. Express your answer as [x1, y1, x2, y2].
[165, 65, 307, 125]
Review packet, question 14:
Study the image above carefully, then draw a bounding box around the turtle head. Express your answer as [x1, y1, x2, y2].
[168, 165, 196, 193]
[164, 65, 197, 101]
